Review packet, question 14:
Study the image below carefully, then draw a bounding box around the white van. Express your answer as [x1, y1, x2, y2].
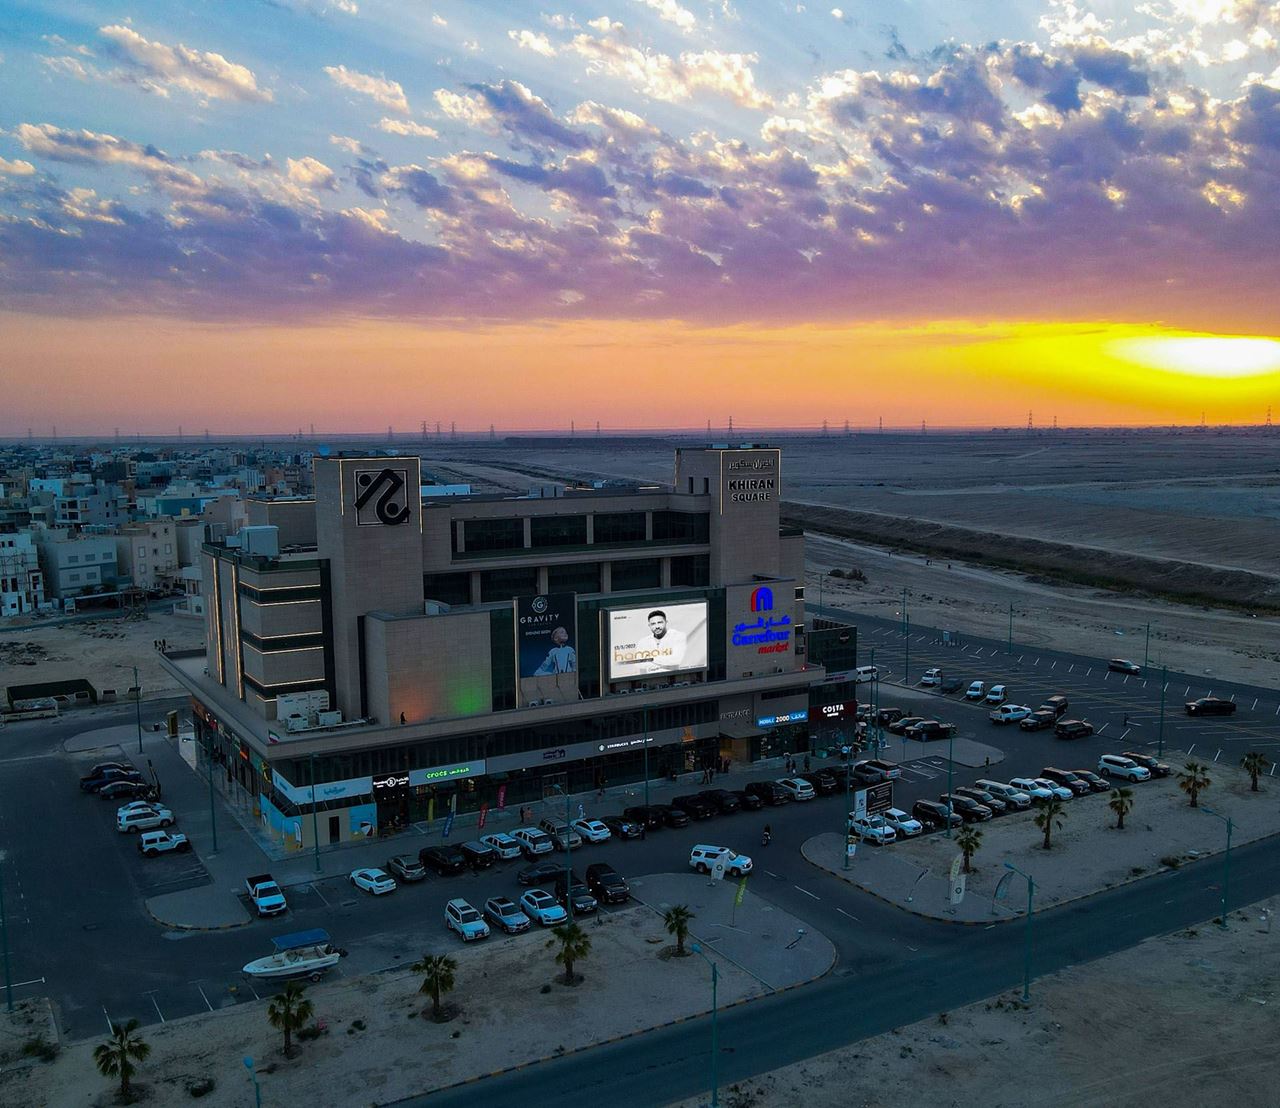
[854, 665, 879, 683]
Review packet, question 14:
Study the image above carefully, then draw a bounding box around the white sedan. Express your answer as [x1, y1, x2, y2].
[520, 888, 568, 926]
[479, 832, 523, 860]
[1009, 777, 1055, 801]
[571, 818, 612, 843]
[349, 867, 397, 895]
[882, 807, 923, 837]
[117, 800, 158, 819]
[1032, 777, 1074, 801]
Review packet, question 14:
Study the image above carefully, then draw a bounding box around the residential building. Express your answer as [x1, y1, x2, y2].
[33, 529, 119, 601]
[114, 519, 179, 592]
[0, 532, 46, 616]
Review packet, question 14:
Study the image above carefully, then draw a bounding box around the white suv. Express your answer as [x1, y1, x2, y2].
[117, 806, 175, 833]
[989, 704, 1031, 724]
[1098, 755, 1151, 782]
[975, 780, 1031, 809]
[882, 807, 923, 837]
[776, 777, 815, 801]
[984, 684, 1008, 705]
[849, 815, 897, 844]
[689, 845, 753, 877]
[511, 827, 554, 856]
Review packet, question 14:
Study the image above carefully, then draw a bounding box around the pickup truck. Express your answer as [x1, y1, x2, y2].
[245, 874, 288, 916]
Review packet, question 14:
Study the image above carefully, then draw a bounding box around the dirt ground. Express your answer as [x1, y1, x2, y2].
[672, 893, 1280, 1108]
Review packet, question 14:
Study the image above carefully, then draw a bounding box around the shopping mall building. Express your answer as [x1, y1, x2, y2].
[162, 445, 857, 849]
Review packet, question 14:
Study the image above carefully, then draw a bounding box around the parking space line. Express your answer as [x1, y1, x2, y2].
[1120, 728, 1131, 740]
[1018, 654, 1024, 663]
[1214, 749, 1222, 762]
[1271, 763, 1277, 776]
[1184, 686, 1191, 697]
[1051, 661, 1057, 670]
[311, 883, 330, 908]
[1187, 743, 1196, 756]
[793, 885, 820, 900]
[194, 984, 214, 1012]
[835, 907, 860, 922]
[765, 870, 780, 878]
[1067, 664, 1074, 673]
[1252, 698, 1258, 710]
[102, 1007, 114, 1035]
[146, 992, 165, 1023]
[1033, 657, 1040, 666]
[1097, 723, 1109, 734]
[1086, 667, 1092, 676]
[10, 977, 45, 989]
[247, 983, 261, 1001]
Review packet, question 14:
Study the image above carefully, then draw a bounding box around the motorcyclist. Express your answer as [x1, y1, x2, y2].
[762, 824, 772, 846]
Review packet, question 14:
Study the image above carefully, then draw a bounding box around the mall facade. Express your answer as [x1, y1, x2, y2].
[163, 445, 857, 849]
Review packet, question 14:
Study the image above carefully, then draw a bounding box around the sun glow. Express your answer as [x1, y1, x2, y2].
[1108, 336, 1280, 378]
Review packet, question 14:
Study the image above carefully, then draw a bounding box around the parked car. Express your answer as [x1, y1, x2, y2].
[570, 818, 612, 843]
[519, 888, 568, 927]
[849, 761, 890, 785]
[98, 779, 157, 801]
[921, 668, 942, 687]
[876, 707, 905, 725]
[600, 815, 644, 839]
[386, 854, 427, 882]
[420, 845, 467, 875]
[731, 789, 764, 811]
[623, 805, 665, 830]
[81, 768, 144, 793]
[1031, 777, 1074, 801]
[553, 872, 598, 915]
[799, 768, 840, 795]
[990, 703, 1032, 725]
[484, 896, 531, 934]
[939, 793, 993, 822]
[776, 777, 816, 801]
[1054, 719, 1095, 740]
[974, 780, 1031, 809]
[1120, 751, 1171, 777]
[984, 684, 1009, 705]
[137, 830, 190, 857]
[744, 781, 790, 806]
[907, 720, 956, 741]
[849, 814, 897, 844]
[1038, 768, 1089, 796]
[940, 677, 966, 694]
[1041, 695, 1070, 717]
[651, 804, 691, 828]
[697, 789, 742, 814]
[954, 785, 1009, 815]
[1019, 710, 1057, 732]
[672, 794, 716, 820]
[350, 867, 397, 895]
[1109, 658, 1141, 674]
[478, 832, 524, 860]
[912, 799, 963, 832]
[117, 806, 175, 833]
[245, 874, 287, 916]
[964, 681, 987, 701]
[117, 800, 159, 819]
[689, 844, 753, 877]
[1008, 777, 1055, 801]
[882, 807, 923, 837]
[85, 761, 131, 779]
[511, 827, 555, 857]
[1098, 754, 1151, 782]
[444, 898, 490, 941]
[1185, 697, 1236, 716]
[861, 759, 902, 780]
[516, 860, 565, 886]
[538, 819, 584, 852]
[887, 716, 926, 735]
[460, 840, 499, 869]
[585, 862, 630, 904]
[1070, 769, 1111, 793]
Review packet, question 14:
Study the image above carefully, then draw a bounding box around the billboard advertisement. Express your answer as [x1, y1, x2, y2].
[607, 601, 709, 681]
[515, 593, 579, 706]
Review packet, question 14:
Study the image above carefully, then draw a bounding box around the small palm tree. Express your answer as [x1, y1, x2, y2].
[664, 904, 695, 956]
[955, 826, 983, 874]
[548, 921, 592, 985]
[93, 1019, 150, 1102]
[1033, 796, 1066, 850]
[267, 980, 314, 1058]
[411, 952, 457, 1020]
[1241, 751, 1270, 792]
[1109, 787, 1134, 830]
[1178, 761, 1211, 808]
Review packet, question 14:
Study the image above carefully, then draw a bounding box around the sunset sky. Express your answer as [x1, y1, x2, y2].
[3, 1, 1280, 433]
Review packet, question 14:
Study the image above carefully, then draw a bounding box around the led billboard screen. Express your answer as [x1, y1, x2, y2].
[607, 601, 708, 681]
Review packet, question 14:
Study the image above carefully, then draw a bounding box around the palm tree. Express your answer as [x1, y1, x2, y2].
[1033, 796, 1066, 850]
[267, 980, 314, 1058]
[664, 904, 695, 956]
[548, 921, 592, 985]
[955, 826, 983, 874]
[93, 1019, 150, 1102]
[1241, 751, 1270, 792]
[1178, 762, 1211, 808]
[411, 952, 457, 1020]
[1109, 787, 1134, 830]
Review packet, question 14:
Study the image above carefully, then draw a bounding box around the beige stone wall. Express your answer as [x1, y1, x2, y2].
[364, 609, 492, 726]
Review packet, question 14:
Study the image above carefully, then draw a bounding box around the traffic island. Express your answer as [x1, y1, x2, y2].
[804, 761, 1280, 922]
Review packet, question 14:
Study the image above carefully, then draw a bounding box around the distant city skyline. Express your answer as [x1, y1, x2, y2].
[3, 2, 1279, 430]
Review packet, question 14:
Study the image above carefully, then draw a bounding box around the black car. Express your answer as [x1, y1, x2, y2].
[938, 793, 993, 822]
[623, 805, 665, 831]
[887, 716, 926, 736]
[1070, 769, 1111, 793]
[460, 840, 498, 869]
[954, 785, 1008, 815]
[1054, 719, 1094, 740]
[517, 859, 565, 886]
[419, 845, 467, 875]
[98, 779, 156, 801]
[799, 769, 840, 796]
[85, 761, 132, 779]
[80, 768, 143, 793]
[876, 707, 905, 725]
[909, 720, 956, 741]
[1185, 697, 1236, 716]
[553, 872, 598, 914]
[731, 789, 764, 811]
[743, 781, 790, 806]
[1122, 751, 1171, 777]
[1040, 768, 1090, 796]
[697, 789, 742, 814]
[585, 862, 630, 904]
[601, 815, 644, 839]
[1019, 710, 1057, 732]
[651, 804, 691, 828]
[671, 794, 716, 820]
[912, 799, 963, 832]
[940, 678, 965, 694]
[1040, 695, 1069, 717]
[386, 854, 428, 882]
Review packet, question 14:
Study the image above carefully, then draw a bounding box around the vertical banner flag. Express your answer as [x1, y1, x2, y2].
[478, 802, 489, 829]
[443, 811, 455, 838]
[497, 784, 507, 812]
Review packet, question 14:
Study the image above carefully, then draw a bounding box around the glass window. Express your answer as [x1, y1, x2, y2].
[479, 566, 539, 604]
[530, 515, 587, 548]
[592, 511, 647, 545]
[548, 563, 601, 594]
[610, 558, 661, 591]
[67, 555, 79, 564]
[463, 518, 525, 552]
[652, 511, 709, 544]
[669, 554, 709, 587]
[68, 572, 80, 582]
[423, 572, 472, 606]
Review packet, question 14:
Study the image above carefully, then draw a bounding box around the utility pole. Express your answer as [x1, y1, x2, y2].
[1143, 622, 1151, 668]
[310, 752, 321, 873]
[1202, 807, 1233, 928]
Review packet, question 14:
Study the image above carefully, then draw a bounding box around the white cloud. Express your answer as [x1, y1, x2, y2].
[0, 156, 36, 175]
[432, 14, 448, 27]
[377, 117, 441, 138]
[13, 122, 205, 193]
[324, 64, 410, 114]
[830, 7, 843, 18]
[98, 24, 271, 102]
[509, 29, 558, 57]
[434, 88, 493, 126]
[287, 155, 337, 189]
[636, 0, 698, 33]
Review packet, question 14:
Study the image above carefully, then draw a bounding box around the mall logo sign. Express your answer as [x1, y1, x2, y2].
[354, 468, 412, 526]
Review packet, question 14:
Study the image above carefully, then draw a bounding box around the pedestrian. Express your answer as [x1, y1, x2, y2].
[722, 756, 730, 775]
[399, 712, 406, 725]
[803, 754, 811, 772]
[762, 824, 772, 847]
[709, 763, 716, 782]
[1123, 713, 1129, 727]
[577, 802, 585, 820]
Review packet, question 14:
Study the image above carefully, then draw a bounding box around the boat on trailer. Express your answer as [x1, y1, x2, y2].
[242, 928, 346, 981]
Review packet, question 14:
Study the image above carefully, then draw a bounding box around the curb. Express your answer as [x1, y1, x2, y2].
[145, 901, 253, 932]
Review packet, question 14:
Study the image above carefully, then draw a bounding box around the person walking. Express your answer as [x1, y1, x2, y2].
[803, 754, 811, 772]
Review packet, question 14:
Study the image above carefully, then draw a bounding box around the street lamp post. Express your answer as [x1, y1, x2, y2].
[243, 1056, 262, 1108]
[553, 783, 573, 922]
[690, 943, 720, 1108]
[642, 705, 650, 810]
[1157, 665, 1167, 758]
[1202, 806, 1233, 928]
[1003, 862, 1036, 1002]
[945, 726, 955, 840]
[309, 751, 321, 874]
[131, 664, 143, 755]
[869, 649, 881, 756]
[1143, 622, 1151, 668]
[0, 849, 13, 1012]
[903, 613, 910, 686]
[1007, 602, 1013, 655]
[841, 740, 852, 870]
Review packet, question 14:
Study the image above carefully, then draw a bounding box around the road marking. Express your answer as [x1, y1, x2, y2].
[102, 1007, 114, 1035]
[194, 984, 214, 1012]
[1121, 728, 1131, 740]
[1251, 698, 1258, 710]
[1214, 749, 1222, 762]
[835, 907, 860, 921]
[1271, 763, 1277, 776]
[1141, 680, 1147, 689]
[1184, 686, 1191, 697]
[10, 977, 45, 989]
[1103, 671, 1109, 680]
[1051, 661, 1057, 670]
[247, 983, 261, 1001]
[311, 884, 330, 908]
[1187, 743, 1196, 756]
[1124, 675, 1131, 685]
[1018, 654, 1024, 663]
[765, 870, 780, 878]
[146, 992, 166, 1023]
[1068, 664, 1074, 673]
[1097, 724, 1109, 734]
[1086, 667, 1092, 676]
[793, 885, 820, 900]
[1033, 657, 1040, 666]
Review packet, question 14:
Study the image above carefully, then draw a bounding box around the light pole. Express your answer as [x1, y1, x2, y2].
[841, 740, 852, 870]
[132, 664, 143, 755]
[553, 783, 573, 922]
[1157, 665, 1167, 758]
[642, 705, 650, 810]
[869, 649, 881, 756]
[1007, 602, 1013, 655]
[1003, 861, 1035, 1002]
[1202, 806, 1233, 928]
[1143, 622, 1151, 668]
[309, 751, 321, 874]
[690, 943, 720, 1108]
[243, 1056, 262, 1108]
[945, 726, 955, 840]
[0, 849, 12, 1012]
